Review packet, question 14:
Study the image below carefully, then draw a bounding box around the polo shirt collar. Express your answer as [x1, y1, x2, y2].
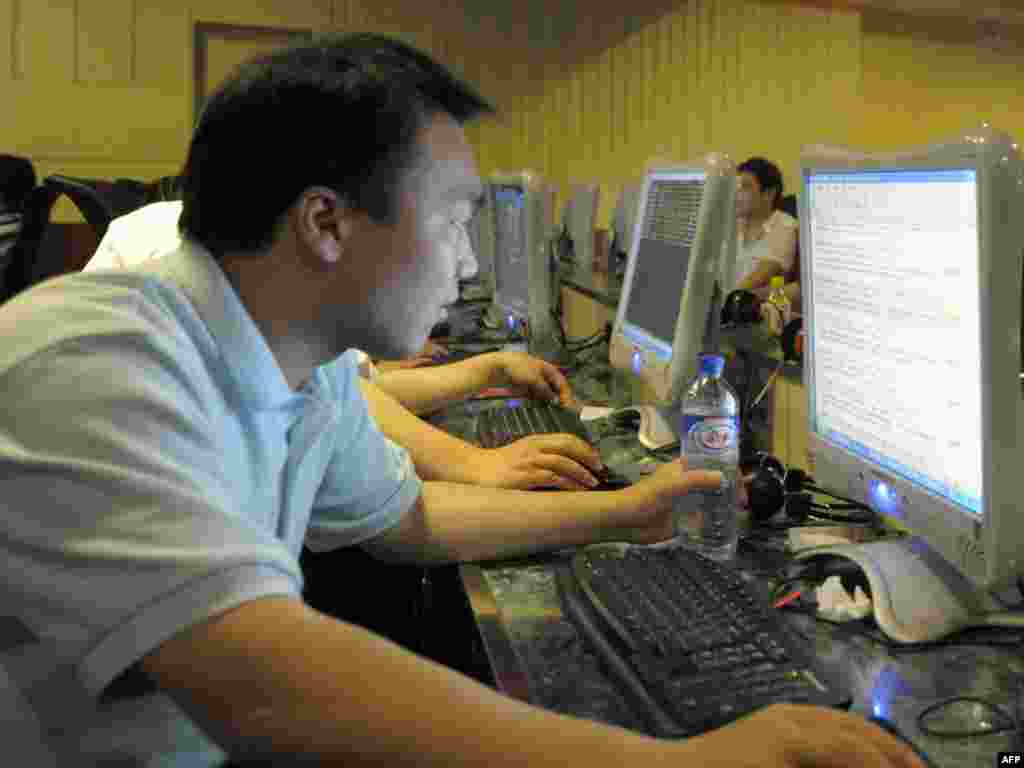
[152, 239, 301, 410]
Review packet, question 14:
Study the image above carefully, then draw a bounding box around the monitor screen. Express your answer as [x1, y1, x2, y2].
[492, 184, 529, 318]
[805, 168, 983, 521]
[620, 173, 705, 362]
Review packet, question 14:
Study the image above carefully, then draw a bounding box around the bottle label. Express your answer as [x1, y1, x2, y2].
[683, 416, 738, 454]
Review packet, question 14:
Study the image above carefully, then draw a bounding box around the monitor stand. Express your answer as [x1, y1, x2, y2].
[792, 537, 1011, 644]
[613, 404, 679, 451]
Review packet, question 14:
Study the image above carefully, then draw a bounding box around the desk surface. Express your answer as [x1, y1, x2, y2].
[428, 382, 1023, 768]
[460, 551, 1023, 768]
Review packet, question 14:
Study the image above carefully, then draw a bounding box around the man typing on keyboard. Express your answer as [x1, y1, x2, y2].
[1, 34, 923, 768]
[89, 190, 599, 492]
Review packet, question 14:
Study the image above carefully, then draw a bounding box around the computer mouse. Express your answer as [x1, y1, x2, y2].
[867, 716, 937, 768]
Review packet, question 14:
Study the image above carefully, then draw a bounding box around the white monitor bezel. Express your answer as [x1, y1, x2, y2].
[464, 182, 497, 298]
[490, 172, 538, 326]
[489, 171, 558, 355]
[800, 128, 1024, 590]
[609, 154, 737, 405]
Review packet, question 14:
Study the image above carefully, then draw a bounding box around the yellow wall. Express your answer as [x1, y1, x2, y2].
[6, 0, 1024, 226]
[518, 0, 1024, 227]
[857, 9, 1024, 149]
[0, 0, 536, 219]
[520, 0, 863, 227]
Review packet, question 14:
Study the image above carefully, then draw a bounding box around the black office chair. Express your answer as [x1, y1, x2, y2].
[0, 155, 36, 288]
[146, 174, 182, 203]
[0, 154, 36, 214]
[2, 175, 117, 300]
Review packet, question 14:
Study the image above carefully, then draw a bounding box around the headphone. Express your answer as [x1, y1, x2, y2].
[721, 289, 761, 326]
[741, 449, 876, 527]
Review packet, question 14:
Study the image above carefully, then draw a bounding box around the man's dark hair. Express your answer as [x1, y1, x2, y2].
[179, 34, 494, 256]
[737, 157, 784, 209]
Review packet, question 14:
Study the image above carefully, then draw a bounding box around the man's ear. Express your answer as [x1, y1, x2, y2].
[294, 186, 353, 266]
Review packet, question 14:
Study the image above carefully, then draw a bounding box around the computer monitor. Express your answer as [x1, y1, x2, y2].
[797, 127, 1024, 643]
[561, 183, 600, 271]
[608, 155, 738, 448]
[461, 183, 496, 301]
[488, 172, 560, 360]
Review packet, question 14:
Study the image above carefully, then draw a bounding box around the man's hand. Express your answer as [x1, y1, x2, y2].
[675, 704, 926, 768]
[615, 458, 723, 544]
[473, 434, 604, 490]
[493, 352, 581, 410]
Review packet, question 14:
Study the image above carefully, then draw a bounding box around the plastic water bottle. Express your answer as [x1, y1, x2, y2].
[676, 354, 740, 561]
[763, 275, 792, 336]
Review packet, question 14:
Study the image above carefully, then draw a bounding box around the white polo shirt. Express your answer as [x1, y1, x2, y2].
[0, 239, 421, 766]
[86, 200, 185, 271]
[734, 209, 798, 289]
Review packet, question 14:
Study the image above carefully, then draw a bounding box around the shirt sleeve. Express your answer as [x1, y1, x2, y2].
[757, 211, 799, 273]
[0, 312, 303, 700]
[84, 222, 127, 271]
[303, 355, 422, 553]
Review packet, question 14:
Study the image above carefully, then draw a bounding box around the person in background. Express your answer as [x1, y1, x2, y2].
[734, 156, 798, 296]
[0, 34, 922, 768]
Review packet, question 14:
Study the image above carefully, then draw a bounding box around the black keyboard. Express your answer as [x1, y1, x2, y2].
[557, 545, 850, 738]
[476, 401, 591, 449]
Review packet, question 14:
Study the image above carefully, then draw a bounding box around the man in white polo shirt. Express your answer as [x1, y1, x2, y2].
[734, 156, 798, 295]
[0, 34, 920, 768]
[86, 196, 606, 492]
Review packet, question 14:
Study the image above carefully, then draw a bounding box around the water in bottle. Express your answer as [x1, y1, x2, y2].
[676, 354, 740, 561]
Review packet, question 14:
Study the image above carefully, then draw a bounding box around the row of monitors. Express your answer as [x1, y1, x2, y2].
[467, 128, 1024, 614]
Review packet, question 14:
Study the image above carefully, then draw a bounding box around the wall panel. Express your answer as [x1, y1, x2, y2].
[0, 0, 14, 79]
[16, 0, 74, 82]
[518, 0, 864, 215]
[135, 0, 190, 90]
[77, 0, 134, 83]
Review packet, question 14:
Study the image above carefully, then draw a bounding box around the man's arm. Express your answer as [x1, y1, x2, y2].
[142, 595, 664, 767]
[372, 352, 498, 414]
[737, 259, 784, 293]
[359, 378, 480, 483]
[363, 461, 719, 565]
[140, 594, 923, 767]
[738, 216, 798, 293]
[359, 378, 601, 489]
[372, 351, 579, 415]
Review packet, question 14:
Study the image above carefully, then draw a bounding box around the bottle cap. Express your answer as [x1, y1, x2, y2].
[699, 354, 725, 377]
[770, 275, 785, 290]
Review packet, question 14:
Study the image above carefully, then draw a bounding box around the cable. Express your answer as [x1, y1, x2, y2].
[566, 335, 608, 354]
